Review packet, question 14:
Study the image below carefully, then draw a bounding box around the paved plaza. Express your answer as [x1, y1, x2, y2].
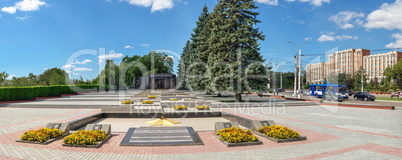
[0, 91, 401, 159]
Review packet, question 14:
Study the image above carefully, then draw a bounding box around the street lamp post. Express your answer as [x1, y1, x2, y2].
[287, 41, 310, 98]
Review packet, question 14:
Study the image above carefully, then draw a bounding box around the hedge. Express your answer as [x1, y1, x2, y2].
[0, 85, 99, 101]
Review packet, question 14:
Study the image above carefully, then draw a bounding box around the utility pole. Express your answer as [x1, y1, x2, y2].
[298, 49, 302, 98]
[287, 41, 310, 98]
[293, 55, 298, 97]
[361, 69, 364, 92]
[280, 72, 283, 89]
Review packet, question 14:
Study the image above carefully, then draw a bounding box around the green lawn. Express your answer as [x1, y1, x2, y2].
[376, 97, 402, 101]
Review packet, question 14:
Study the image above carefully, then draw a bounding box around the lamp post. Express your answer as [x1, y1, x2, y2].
[287, 41, 310, 98]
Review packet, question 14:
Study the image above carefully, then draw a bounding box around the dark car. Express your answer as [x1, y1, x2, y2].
[322, 92, 343, 102]
[354, 92, 375, 101]
[277, 88, 285, 92]
[348, 90, 355, 96]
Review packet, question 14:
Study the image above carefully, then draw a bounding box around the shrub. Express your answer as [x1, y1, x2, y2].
[63, 130, 107, 146]
[21, 128, 65, 142]
[173, 105, 188, 110]
[258, 125, 300, 139]
[142, 100, 154, 104]
[0, 85, 99, 101]
[169, 98, 179, 101]
[216, 127, 258, 143]
[195, 105, 210, 110]
[148, 96, 156, 99]
[121, 100, 134, 104]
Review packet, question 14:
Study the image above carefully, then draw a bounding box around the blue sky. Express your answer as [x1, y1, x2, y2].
[1, 0, 402, 80]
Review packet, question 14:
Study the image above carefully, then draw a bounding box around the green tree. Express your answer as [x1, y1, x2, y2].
[98, 60, 119, 90]
[39, 68, 69, 85]
[353, 68, 367, 91]
[0, 71, 9, 86]
[207, 0, 266, 101]
[177, 40, 192, 89]
[186, 5, 212, 93]
[384, 59, 402, 90]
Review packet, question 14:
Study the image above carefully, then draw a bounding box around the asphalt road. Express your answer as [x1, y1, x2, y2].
[279, 91, 402, 108]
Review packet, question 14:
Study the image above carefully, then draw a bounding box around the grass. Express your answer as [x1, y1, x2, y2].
[376, 97, 402, 101]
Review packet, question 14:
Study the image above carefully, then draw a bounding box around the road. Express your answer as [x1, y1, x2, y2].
[279, 90, 402, 108]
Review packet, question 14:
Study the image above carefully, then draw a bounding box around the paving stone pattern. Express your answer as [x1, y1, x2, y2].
[0, 91, 401, 159]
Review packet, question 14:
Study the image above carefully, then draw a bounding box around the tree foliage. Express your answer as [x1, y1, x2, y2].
[384, 59, 402, 89]
[39, 68, 69, 86]
[178, 0, 268, 101]
[97, 51, 174, 89]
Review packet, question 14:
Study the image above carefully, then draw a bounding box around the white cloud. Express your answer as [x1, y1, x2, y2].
[61, 64, 76, 70]
[72, 73, 80, 76]
[98, 53, 124, 63]
[15, 0, 47, 11]
[123, 0, 174, 13]
[320, 31, 335, 35]
[305, 37, 312, 41]
[318, 35, 335, 42]
[385, 33, 402, 48]
[364, 0, 402, 31]
[72, 59, 92, 65]
[124, 45, 134, 49]
[318, 33, 359, 42]
[73, 68, 93, 71]
[6, 74, 16, 80]
[16, 15, 29, 20]
[329, 11, 365, 29]
[1, 0, 47, 14]
[1, 7, 17, 14]
[283, 0, 330, 7]
[334, 35, 359, 40]
[140, 43, 150, 48]
[255, 0, 278, 5]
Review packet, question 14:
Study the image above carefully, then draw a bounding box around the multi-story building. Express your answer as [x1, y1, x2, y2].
[306, 49, 401, 84]
[363, 51, 402, 81]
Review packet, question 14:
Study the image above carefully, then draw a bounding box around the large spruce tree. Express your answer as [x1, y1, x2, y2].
[187, 5, 211, 92]
[177, 40, 191, 89]
[208, 0, 267, 101]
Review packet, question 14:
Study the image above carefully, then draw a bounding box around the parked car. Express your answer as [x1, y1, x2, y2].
[354, 92, 376, 101]
[277, 88, 285, 92]
[339, 92, 349, 99]
[322, 92, 343, 102]
[348, 90, 355, 96]
[301, 90, 310, 95]
[391, 91, 402, 98]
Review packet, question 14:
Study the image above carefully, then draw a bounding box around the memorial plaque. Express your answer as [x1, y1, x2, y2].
[215, 122, 239, 132]
[45, 123, 70, 132]
[251, 120, 276, 130]
[120, 127, 203, 146]
[85, 124, 111, 135]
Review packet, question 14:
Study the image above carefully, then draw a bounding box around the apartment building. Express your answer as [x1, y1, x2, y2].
[363, 51, 402, 81]
[306, 49, 401, 84]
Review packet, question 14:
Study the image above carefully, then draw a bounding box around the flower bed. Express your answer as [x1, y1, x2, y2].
[142, 100, 154, 104]
[255, 125, 306, 143]
[169, 98, 179, 101]
[121, 100, 134, 104]
[17, 128, 66, 145]
[215, 127, 262, 147]
[148, 96, 157, 99]
[63, 130, 110, 148]
[195, 105, 210, 110]
[173, 105, 188, 110]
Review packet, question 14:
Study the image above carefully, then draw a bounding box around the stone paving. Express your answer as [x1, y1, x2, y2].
[0, 91, 401, 159]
